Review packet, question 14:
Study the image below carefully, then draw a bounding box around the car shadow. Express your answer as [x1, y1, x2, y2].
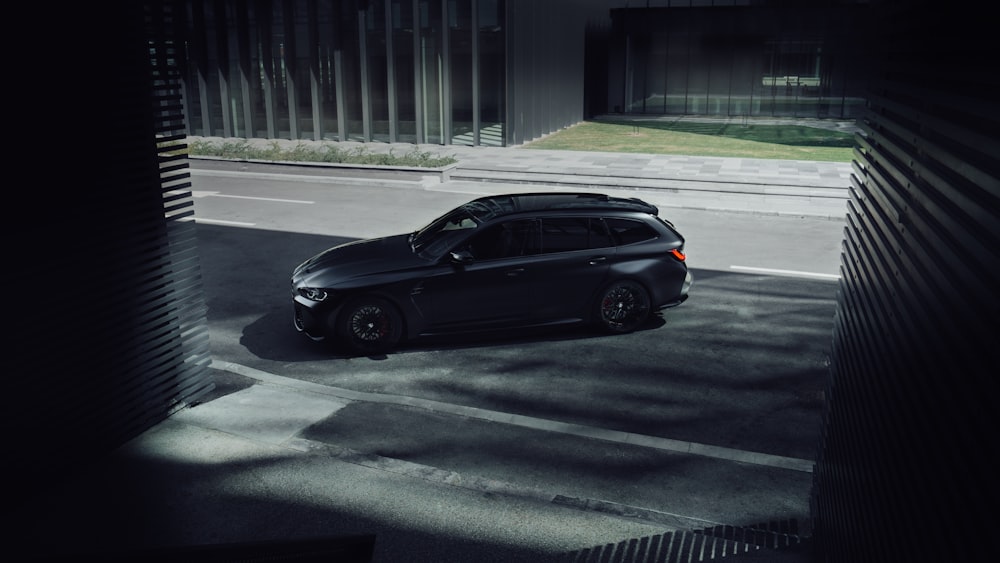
[370, 313, 667, 359]
[240, 306, 668, 361]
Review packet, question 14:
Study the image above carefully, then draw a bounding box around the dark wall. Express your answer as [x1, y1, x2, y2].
[811, 1, 999, 561]
[9, 1, 212, 502]
[505, 0, 611, 144]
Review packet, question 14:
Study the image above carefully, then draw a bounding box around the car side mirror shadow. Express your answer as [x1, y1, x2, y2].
[448, 250, 475, 265]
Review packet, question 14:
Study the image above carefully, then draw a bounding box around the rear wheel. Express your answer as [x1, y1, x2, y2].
[596, 280, 650, 333]
[337, 296, 403, 354]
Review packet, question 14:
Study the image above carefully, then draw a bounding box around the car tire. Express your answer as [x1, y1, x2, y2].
[336, 296, 403, 354]
[596, 280, 651, 333]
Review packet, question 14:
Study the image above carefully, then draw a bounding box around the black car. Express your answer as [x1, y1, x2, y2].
[291, 192, 691, 354]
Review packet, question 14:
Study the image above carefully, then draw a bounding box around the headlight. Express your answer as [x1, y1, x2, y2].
[297, 287, 329, 302]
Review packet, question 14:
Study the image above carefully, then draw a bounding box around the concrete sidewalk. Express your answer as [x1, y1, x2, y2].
[13, 362, 812, 562]
[419, 144, 852, 218]
[189, 136, 855, 221]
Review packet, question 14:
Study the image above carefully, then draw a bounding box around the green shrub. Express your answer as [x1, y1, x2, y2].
[187, 139, 457, 167]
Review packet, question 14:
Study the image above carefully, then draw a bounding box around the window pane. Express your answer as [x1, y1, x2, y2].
[337, 1, 364, 141]
[646, 32, 668, 113]
[477, 0, 504, 146]
[605, 218, 658, 246]
[419, 0, 443, 144]
[665, 30, 689, 114]
[392, 0, 417, 142]
[367, 1, 389, 141]
[590, 219, 615, 249]
[465, 220, 539, 260]
[450, 0, 474, 145]
[316, 1, 339, 139]
[538, 218, 617, 251]
[290, 0, 313, 139]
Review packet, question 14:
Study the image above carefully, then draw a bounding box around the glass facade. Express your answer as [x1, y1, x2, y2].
[182, 0, 509, 146]
[608, 1, 871, 119]
[180, 1, 872, 146]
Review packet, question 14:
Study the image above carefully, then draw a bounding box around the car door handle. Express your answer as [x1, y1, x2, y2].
[588, 256, 607, 265]
[506, 268, 525, 277]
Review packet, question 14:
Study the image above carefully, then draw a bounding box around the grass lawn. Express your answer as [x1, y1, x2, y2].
[523, 119, 856, 162]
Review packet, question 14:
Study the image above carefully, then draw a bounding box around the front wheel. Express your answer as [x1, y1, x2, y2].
[336, 296, 403, 354]
[596, 280, 651, 333]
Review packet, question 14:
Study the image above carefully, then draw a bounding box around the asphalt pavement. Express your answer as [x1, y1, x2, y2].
[13, 122, 851, 562]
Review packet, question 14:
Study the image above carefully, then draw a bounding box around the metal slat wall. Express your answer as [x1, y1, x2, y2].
[148, 1, 215, 418]
[811, 2, 999, 561]
[10, 1, 212, 496]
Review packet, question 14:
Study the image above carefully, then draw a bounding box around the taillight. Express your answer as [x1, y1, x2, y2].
[669, 248, 686, 261]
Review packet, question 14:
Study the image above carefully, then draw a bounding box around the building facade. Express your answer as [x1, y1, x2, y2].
[181, 0, 608, 146]
[606, 1, 872, 120]
[180, 0, 872, 147]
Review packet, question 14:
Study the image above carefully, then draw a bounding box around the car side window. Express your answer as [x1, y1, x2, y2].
[462, 219, 540, 260]
[540, 218, 589, 253]
[604, 217, 659, 246]
[539, 217, 614, 253]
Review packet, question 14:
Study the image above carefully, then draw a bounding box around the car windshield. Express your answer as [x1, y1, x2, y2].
[410, 201, 503, 258]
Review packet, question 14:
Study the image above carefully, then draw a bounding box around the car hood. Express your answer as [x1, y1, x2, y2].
[292, 234, 427, 288]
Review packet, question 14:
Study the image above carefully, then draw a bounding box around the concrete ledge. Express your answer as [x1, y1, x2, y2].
[452, 169, 851, 198]
[190, 155, 458, 183]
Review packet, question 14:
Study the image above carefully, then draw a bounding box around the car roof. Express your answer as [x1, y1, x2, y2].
[464, 192, 659, 219]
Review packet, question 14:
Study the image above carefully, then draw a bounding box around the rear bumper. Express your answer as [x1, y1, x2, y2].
[658, 270, 692, 310]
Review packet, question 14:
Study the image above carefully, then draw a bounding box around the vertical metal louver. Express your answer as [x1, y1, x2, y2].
[811, 2, 999, 561]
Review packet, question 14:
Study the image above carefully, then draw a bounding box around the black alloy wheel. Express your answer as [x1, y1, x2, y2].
[337, 296, 403, 354]
[597, 280, 651, 333]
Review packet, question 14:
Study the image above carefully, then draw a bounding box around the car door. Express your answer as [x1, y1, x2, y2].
[528, 216, 615, 321]
[416, 219, 542, 332]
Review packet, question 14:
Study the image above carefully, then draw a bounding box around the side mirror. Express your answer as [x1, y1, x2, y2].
[449, 250, 474, 265]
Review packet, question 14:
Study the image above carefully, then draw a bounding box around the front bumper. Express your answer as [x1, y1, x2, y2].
[293, 296, 329, 340]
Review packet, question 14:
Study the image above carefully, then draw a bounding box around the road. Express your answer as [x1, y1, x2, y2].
[188, 164, 842, 548]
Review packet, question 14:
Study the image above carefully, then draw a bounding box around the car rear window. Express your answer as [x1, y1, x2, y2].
[604, 217, 659, 245]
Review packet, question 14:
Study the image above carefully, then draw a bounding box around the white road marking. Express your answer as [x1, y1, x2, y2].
[193, 191, 314, 204]
[179, 216, 256, 227]
[730, 265, 840, 280]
